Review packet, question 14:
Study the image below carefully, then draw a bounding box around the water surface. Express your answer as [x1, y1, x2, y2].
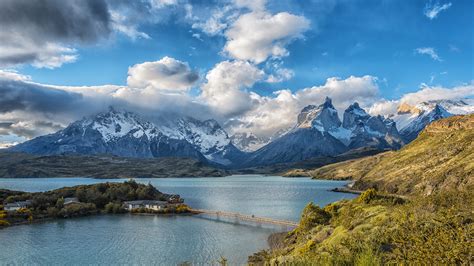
[0, 176, 356, 264]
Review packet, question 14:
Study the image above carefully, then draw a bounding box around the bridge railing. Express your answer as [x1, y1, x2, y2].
[190, 209, 299, 227]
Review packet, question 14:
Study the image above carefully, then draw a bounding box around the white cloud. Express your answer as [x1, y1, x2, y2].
[367, 100, 400, 117]
[110, 11, 150, 40]
[424, 2, 452, 19]
[415, 47, 442, 61]
[400, 83, 474, 105]
[187, 4, 238, 36]
[127, 57, 199, 92]
[368, 83, 474, 116]
[200, 60, 264, 117]
[266, 67, 295, 83]
[223, 11, 310, 63]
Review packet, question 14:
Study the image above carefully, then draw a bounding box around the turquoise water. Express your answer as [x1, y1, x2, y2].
[0, 176, 356, 264]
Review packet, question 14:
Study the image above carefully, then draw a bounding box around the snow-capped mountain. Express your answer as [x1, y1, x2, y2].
[10, 107, 244, 166]
[393, 103, 452, 142]
[242, 98, 403, 167]
[429, 99, 474, 114]
[163, 117, 245, 165]
[388, 99, 474, 142]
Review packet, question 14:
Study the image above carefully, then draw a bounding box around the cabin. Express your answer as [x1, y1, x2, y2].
[64, 197, 80, 206]
[123, 200, 168, 211]
[3, 200, 32, 212]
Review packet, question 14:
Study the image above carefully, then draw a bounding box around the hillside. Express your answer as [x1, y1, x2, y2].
[288, 114, 474, 195]
[249, 187, 473, 264]
[0, 151, 228, 178]
[250, 116, 474, 265]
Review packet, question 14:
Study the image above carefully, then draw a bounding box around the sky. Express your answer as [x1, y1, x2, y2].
[0, 0, 473, 147]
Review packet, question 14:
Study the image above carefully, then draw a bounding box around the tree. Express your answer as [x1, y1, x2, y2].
[56, 197, 65, 209]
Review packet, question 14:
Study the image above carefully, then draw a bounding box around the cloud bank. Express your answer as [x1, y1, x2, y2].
[0, 0, 111, 68]
[3, 61, 471, 143]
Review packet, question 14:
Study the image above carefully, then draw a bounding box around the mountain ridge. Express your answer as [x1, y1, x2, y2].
[294, 114, 474, 195]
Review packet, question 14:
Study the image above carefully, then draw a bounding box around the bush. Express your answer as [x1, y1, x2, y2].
[175, 204, 190, 213]
[58, 203, 97, 218]
[0, 220, 10, 226]
[358, 189, 377, 204]
[55, 198, 65, 209]
[298, 202, 331, 232]
[47, 207, 60, 217]
[104, 202, 125, 214]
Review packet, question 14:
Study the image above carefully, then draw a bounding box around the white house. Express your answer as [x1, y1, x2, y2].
[3, 200, 32, 212]
[123, 200, 168, 211]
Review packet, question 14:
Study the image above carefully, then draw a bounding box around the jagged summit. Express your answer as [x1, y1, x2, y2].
[297, 97, 341, 131]
[342, 102, 370, 129]
[242, 97, 403, 167]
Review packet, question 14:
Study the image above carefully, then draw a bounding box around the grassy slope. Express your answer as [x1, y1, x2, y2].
[251, 115, 474, 265]
[0, 152, 228, 178]
[249, 189, 473, 265]
[295, 114, 474, 195]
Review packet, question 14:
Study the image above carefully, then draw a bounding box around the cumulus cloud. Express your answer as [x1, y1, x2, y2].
[200, 60, 264, 117]
[367, 83, 474, 116]
[367, 100, 400, 117]
[224, 11, 310, 63]
[415, 47, 442, 61]
[189, 4, 236, 36]
[400, 83, 474, 105]
[186, 0, 266, 37]
[0, 0, 111, 68]
[127, 57, 199, 92]
[424, 2, 452, 19]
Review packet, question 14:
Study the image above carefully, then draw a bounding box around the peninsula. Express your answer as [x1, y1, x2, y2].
[0, 180, 189, 227]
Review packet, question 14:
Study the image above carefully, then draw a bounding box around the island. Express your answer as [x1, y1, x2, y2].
[0, 180, 190, 227]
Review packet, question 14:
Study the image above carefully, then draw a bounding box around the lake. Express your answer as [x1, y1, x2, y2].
[0, 176, 356, 265]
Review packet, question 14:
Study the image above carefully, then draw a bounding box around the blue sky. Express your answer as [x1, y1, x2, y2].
[0, 0, 473, 145]
[14, 0, 473, 99]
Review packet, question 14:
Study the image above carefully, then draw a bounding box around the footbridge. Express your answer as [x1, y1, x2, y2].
[190, 209, 299, 227]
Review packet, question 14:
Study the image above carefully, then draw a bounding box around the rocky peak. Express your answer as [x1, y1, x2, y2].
[342, 102, 370, 129]
[397, 102, 422, 115]
[296, 97, 341, 131]
[297, 105, 320, 128]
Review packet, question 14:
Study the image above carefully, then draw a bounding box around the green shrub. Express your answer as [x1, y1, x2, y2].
[358, 189, 377, 204]
[298, 202, 331, 232]
[104, 202, 125, 214]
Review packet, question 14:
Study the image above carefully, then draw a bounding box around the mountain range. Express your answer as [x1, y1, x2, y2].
[9, 98, 473, 168]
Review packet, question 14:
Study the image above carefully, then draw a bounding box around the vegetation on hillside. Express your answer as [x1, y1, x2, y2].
[287, 114, 474, 195]
[249, 188, 473, 265]
[0, 180, 187, 227]
[251, 115, 474, 264]
[0, 151, 228, 178]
